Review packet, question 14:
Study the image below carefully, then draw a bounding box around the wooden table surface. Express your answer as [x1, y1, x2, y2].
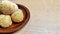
[9, 0, 60, 34]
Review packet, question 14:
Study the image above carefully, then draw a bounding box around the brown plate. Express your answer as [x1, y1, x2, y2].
[0, 4, 30, 33]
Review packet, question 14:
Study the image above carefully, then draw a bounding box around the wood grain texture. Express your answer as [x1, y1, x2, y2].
[9, 0, 60, 34]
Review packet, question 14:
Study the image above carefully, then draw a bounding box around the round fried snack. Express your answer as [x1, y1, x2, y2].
[0, 0, 18, 14]
[11, 9, 24, 23]
[0, 15, 12, 28]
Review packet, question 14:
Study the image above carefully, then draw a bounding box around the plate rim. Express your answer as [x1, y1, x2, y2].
[0, 4, 30, 33]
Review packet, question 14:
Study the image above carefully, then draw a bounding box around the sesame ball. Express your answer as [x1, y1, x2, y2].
[0, 0, 18, 14]
[0, 15, 12, 28]
[11, 9, 24, 23]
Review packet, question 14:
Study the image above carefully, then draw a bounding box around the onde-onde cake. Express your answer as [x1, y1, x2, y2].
[0, 15, 12, 28]
[0, 0, 18, 14]
[11, 9, 24, 23]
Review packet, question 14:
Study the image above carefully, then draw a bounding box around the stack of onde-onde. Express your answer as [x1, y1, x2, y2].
[0, 0, 24, 28]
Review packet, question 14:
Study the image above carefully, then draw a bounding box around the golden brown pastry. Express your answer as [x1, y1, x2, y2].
[0, 15, 12, 28]
[0, 0, 18, 14]
[11, 9, 24, 23]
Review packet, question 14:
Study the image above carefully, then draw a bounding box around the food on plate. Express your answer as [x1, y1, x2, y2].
[11, 9, 24, 23]
[0, 0, 24, 28]
[0, 15, 12, 28]
[0, 0, 18, 14]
